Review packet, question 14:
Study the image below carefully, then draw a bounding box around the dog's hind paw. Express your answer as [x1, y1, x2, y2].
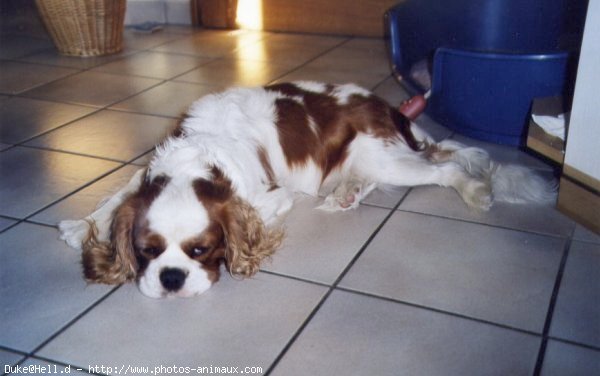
[461, 180, 493, 211]
[58, 219, 90, 251]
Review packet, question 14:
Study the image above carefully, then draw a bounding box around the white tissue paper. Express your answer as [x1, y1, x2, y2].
[531, 113, 569, 140]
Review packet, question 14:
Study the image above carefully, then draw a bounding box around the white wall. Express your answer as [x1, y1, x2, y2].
[125, 0, 191, 25]
[564, 0, 600, 180]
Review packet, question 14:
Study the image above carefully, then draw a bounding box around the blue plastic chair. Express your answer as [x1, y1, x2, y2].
[386, 0, 584, 145]
[428, 48, 569, 145]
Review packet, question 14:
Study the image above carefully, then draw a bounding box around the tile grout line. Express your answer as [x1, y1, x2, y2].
[395, 206, 573, 241]
[2, 287, 122, 376]
[532, 235, 573, 376]
[265, 37, 354, 85]
[336, 286, 542, 338]
[15, 144, 130, 164]
[257, 270, 331, 289]
[263, 193, 408, 375]
[29, 286, 123, 357]
[20, 140, 158, 223]
[4, 147, 159, 235]
[3, 38, 208, 156]
[546, 335, 600, 353]
[0, 147, 154, 234]
[17, 163, 129, 226]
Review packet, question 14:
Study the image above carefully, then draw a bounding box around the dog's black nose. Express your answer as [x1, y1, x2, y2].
[159, 268, 187, 292]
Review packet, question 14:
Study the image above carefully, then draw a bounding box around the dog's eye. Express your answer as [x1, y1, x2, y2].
[142, 247, 162, 257]
[192, 247, 209, 257]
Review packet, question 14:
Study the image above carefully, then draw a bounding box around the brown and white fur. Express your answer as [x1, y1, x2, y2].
[59, 81, 556, 298]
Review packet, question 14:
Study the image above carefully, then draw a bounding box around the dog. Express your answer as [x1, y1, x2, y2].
[59, 81, 556, 298]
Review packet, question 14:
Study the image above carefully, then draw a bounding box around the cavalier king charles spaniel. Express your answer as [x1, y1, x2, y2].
[59, 81, 556, 298]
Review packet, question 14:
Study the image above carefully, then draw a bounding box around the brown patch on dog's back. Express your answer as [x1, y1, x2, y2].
[266, 82, 307, 97]
[273, 97, 320, 168]
[266, 82, 422, 180]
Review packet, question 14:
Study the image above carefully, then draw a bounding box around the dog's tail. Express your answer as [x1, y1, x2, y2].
[487, 163, 558, 204]
[436, 140, 558, 206]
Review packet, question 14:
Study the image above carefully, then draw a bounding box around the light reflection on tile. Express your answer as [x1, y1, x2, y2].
[25, 110, 175, 162]
[0, 147, 120, 218]
[175, 59, 293, 87]
[110, 81, 220, 117]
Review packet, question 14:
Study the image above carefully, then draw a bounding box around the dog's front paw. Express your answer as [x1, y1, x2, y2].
[58, 219, 90, 251]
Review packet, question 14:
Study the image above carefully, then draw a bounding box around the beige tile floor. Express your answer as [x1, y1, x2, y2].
[1, 26, 599, 376]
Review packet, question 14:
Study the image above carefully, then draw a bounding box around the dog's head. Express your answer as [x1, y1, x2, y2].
[81, 167, 282, 298]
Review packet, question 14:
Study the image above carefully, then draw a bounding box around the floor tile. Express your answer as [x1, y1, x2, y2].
[18, 48, 136, 69]
[573, 225, 600, 244]
[25, 110, 175, 162]
[271, 40, 390, 90]
[0, 35, 54, 59]
[373, 76, 412, 106]
[153, 30, 265, 57]
[340, 211, 564, 332]
[361, 186, 408, 209]
[0, 61, 78, 94]
[413, 113, 455, 141]
[0, 97, 96, 143]
[264, 32, 347, 47]
[31, 165, 141, 226]
[550, 240, 600, 347]
[343, 37, 391, 52]
[0, 217, 18, 232]
[276, 66, 387, 92]
[262, 196, 390, 284]
[0, 349, 24, 370]
[123, 29, 186, 50]
[230, 39, 331, 66]
[0, 147, 120, 218]
[110, 81, 220, 117]
[92, 51, 212, 79]
[303, 44, 390, 79]
[541, 340, 600, 376]
[37, 274, 326, 371]
[130, 152, 153, 166]
[399, 185, 575, 237]
[160, 25, 202, 35]
[0, 223, 111, 352]
[271, 290, 540, 376]
[23, 71, 161, 107]
[175, 58, 293, 87]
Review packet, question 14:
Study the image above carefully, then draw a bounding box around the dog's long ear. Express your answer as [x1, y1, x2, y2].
[81, 199, 138, 284]
[219, 196, 283, 278]
[193, 166, 284, 277]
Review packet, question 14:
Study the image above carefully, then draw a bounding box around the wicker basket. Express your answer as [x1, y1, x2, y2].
[35, 0, 127, 57]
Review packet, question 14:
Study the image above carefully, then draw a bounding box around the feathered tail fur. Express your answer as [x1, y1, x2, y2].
[446, 141, 558, 206]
